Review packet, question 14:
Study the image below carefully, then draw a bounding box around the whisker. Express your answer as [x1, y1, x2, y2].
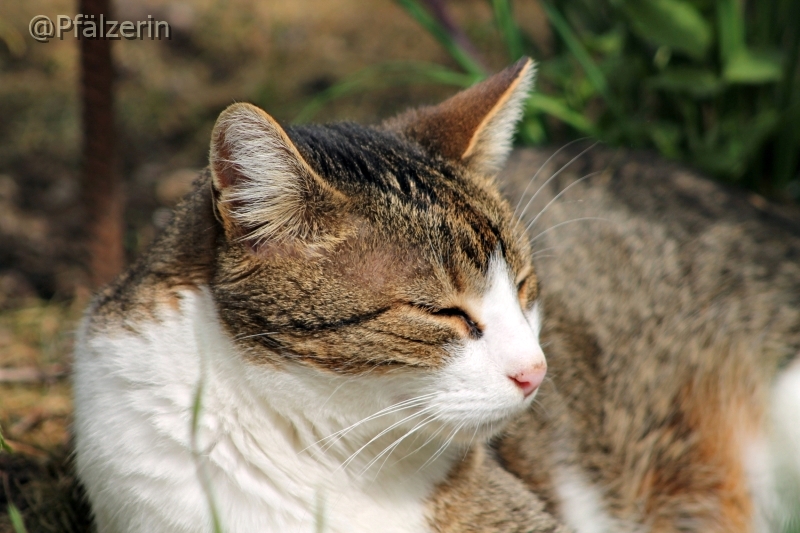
[233, 331, 277, 341]
[517, 141, 599, 223]
[339, 406, 436, 472]
[463, 423, 481, 459]
[529, 217, 610, 245]
[416, 420, 466, 473]
[512, 137, 590, 219]
[531, 246, 563, 256]
[524, 171, 602, 234]
[390, 414, 449, 466]
[318, 375, 359, 411]
[362, 411, 442, 478]
[319, 397, 433, 453]
[529, 398, 549, 417]
[541, 374, 560, 398]
[301, 393, 436, 453]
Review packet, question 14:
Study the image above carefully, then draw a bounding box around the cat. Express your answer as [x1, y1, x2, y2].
[495, 145, 800, 532]
[72, 54, 800, 533]
[72, 58, 570, 533]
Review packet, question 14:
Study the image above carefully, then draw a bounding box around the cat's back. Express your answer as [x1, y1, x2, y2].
[503, 146, 800, 355]
[498, 146, 800, 532]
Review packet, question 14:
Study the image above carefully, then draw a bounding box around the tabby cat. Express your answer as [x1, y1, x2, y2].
[73, 59, 567, 533]
[73, 57, 800, 533]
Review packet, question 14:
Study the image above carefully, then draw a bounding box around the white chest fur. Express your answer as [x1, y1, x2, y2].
[73, 288, 454, 533]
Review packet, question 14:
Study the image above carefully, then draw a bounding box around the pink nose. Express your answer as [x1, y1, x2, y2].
[510, 366, 546, 397]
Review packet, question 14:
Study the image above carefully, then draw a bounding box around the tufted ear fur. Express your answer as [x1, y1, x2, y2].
[387, 57, 535, 175]
[209, 103, 345, 249]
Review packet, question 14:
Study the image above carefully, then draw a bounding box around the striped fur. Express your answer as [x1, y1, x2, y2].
[74, 59, 569, 533]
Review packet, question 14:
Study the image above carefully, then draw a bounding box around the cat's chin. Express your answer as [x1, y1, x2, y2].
[429, 402, 532, 445]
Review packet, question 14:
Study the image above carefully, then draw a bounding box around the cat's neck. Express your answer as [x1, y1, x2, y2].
[155, 287, 459, 529]
[202, 328, 463, 480]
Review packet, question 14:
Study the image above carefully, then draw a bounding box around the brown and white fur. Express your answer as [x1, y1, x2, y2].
[73, 55, 800, 533]
[497, 146, 800, 532]
[73, 59, 567, 533]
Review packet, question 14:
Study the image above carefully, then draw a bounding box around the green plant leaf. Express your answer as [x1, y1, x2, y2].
[774, 62, 800, 189]
[540, 1, 611, 103]
[294, 62, 479, 123]
[693, 110, 780, 178]
[739, 110, 780, 161]
[723, 49, 783, 84]
[491, 0, 524, 61]
[716, 0, 745, 63]
[526, 93, 597, 135]
[618, 0, 712, 59]
[648, 67, 724, 97]
[648, 122, 683, 158]
[0, 424, 11, 453]
[583, 28, 626, 56]
[393, 0, 486, 78]
[518, 115, 548, 145]
[8, 504, 29, 533]
[307, 0, 799, 198]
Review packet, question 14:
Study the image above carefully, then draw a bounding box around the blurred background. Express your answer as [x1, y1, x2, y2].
[0, 0, 798, 524]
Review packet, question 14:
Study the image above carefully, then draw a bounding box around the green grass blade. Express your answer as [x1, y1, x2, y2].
[526, 93, 597, 135]
[648, 67, 723, 97]
[618, 0, 712, 59]
[190, 377, 224, 533]
[0, 424, 11, 453]
[723, 49, 783, 84]
[773, 0, 800, 189]
[8, 504, 29, 533]
[518, 114, 548, 145]
[393, 0, 486, 77]
[716, 0, 783, 84]
[3, 426, 28, 533]
[777, 0, 800, 104]
[491, 0, 525, 61]
[717, 0, 745, 64]
[772, 103, 800, 190]
[540, 1, 611, 103]
[294, 62, 479, 123]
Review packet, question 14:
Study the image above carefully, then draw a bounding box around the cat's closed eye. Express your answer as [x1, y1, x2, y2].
[430, 306, 483, 338]
[411, 303, 483, 339]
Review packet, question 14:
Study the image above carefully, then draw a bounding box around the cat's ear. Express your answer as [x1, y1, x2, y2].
[209, 102, 344, 249]
[388, 57, 535, 175]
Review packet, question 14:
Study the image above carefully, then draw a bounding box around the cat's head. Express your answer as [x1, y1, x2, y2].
[208, 58, 543, 438]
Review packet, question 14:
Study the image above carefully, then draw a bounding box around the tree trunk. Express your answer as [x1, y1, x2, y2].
[79, 0, 124, 287]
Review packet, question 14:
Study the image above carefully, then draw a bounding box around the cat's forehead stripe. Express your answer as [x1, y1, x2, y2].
[287, 122, 519, 273]
[288, 123, 441, 200]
